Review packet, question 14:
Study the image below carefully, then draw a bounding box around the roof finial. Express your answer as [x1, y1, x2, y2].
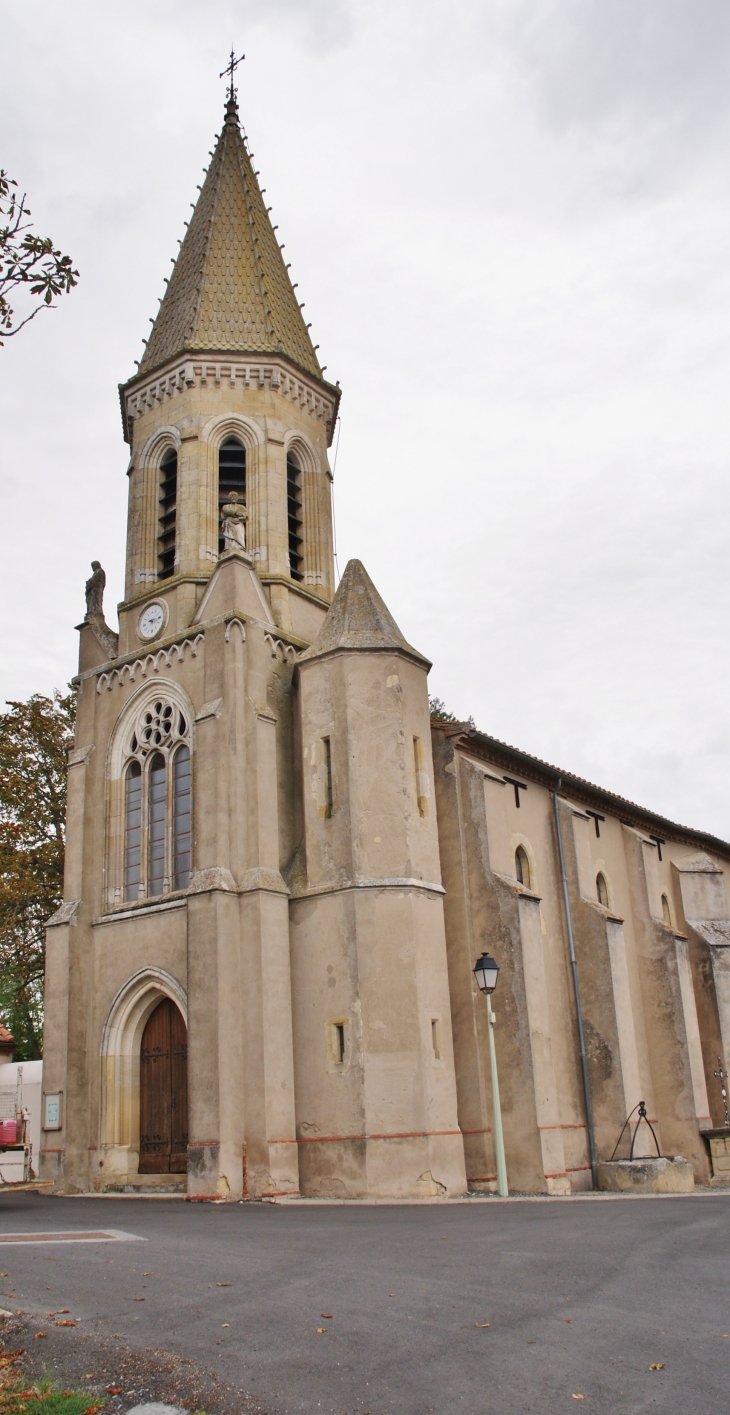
[220, 45, 245, 105]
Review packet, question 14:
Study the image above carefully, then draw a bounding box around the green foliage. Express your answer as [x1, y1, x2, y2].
[0, 170, 79, 343]
[0, 691, 76, 1058]
[429, 696, 457, 722]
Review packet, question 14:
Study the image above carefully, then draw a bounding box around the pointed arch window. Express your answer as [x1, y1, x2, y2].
[218, 438, 246, 554]
[173, 746, 192, 890]
[287, 451, 303, 581]
[124, 761, 142, 902]
[596, 872, 609, 908]
[123, 698, 193, 902]
[661, 893, 673, 928]
[158, 449, 178, 580]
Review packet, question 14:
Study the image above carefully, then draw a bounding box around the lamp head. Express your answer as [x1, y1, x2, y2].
[473, 952, 499, 995]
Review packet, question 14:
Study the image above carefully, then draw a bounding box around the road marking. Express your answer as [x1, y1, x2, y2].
[0, 1230, 145, 1245]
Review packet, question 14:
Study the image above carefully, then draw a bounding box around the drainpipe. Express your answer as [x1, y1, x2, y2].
[552, 777, 598, 1190]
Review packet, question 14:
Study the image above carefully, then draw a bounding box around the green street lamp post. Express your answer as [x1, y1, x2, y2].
[473, 951, 508, 1198]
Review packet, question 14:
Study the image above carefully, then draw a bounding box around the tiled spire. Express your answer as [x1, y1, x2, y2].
[138, 96, 322, 380]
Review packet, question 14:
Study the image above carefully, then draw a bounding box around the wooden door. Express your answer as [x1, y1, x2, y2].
[139, 998, 188, 1174]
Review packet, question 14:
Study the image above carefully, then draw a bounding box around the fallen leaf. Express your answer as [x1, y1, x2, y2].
[721, 1335, 730, 1339]
[57, 1309, 70, 1314]
[54, 1320, 76, 1327]
[649, 1364, 665, 1371]
[33, 1333, 47, 1341]
[572, 1397, 584, 1402]
[316, 1327, 325, 1334]
[142, 1273, 158, 1277]
[221, 1323, 229, 1328]
[105, 1389, 122, 1396]
[15, 1311, 22, 1316]
[563, 1319, 573, 1324]
[474, 1323, 490, 1328]
[216, 1282, 231, 1287]
[7, 1294, 16, 1298]
[321, 1313, 333, 1319]
[132, 1298, 145, 1302]
[0, 1272, 7, 1277]
[389, 1294, 395, 1298]
[85, 1375, 93, 1380]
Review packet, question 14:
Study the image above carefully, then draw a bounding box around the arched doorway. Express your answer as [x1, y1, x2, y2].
[139, 998, 188, 1173]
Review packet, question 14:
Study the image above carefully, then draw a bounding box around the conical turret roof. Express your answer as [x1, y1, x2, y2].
[138, 96, 323, 380]
[300, 560, 430, 666]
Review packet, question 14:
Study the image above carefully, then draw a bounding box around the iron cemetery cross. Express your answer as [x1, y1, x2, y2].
[714, 1056, 730, 1129]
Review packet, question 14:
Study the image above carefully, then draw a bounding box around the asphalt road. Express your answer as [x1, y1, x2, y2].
[0, 1192, 729, 1415]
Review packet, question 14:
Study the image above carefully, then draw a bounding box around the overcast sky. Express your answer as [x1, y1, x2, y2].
[2, 0, 730, 837]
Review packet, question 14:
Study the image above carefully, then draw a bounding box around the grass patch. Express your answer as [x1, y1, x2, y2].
[0, 1349, 105, 1415]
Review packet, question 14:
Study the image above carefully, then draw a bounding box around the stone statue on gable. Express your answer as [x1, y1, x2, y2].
[220, 491, 248, 553]
[85, 560, 106, 618]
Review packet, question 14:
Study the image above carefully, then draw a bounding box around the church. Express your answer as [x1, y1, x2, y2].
[40, 90, 730, 1199]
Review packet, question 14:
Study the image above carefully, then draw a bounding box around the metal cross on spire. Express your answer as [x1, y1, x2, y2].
[220, 47, 245, 102]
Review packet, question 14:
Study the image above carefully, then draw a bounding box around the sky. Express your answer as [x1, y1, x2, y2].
[1, 0, 730, 837]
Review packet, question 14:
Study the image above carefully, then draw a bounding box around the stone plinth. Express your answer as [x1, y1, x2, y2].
[597, 1157, 694, 1193]
[703, 1129, 730, 1186]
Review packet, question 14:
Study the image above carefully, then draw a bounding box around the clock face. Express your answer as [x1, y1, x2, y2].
[138, 602, 165, 641]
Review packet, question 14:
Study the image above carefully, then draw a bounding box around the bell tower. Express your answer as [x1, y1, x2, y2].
[41, 85, 468, 1204]
[118, 92, 340, 647]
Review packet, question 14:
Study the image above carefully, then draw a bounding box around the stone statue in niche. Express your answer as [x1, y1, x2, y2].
[85, 561, 106, 618]
[220, 491, 248, 553]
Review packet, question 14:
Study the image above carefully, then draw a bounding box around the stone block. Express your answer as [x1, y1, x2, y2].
[707, 1131, 730, 1185]
[597, 1157, 695, 1193]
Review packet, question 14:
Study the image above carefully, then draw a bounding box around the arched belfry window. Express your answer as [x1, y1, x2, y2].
[596, 872, 609, 908]
[158, 448, 178, 580]
[662, 893, 673, 928]
[515, 845, 531, 890]
[287, 451, 303, 581]
[123, 698, 193, 901]
[218, 438, 246, 554]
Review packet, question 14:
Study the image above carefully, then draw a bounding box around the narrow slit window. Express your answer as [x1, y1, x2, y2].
[218, 438, 246, 554]
[173, 745, 191, 890]
[413, 735, 428, 817]
[287, 451, 303, 581]
[158, 449, 178, 580]
[515, 845, 531, 890]
[596, 872, 609, 908]
[431, 1019, 442, 1061]
[148, 752, 167, 896]
[335, 1023, 345, 1065]
[323, 737, 333, 818]
[125, 760, 142, 902]
[661, 893, 672, 928]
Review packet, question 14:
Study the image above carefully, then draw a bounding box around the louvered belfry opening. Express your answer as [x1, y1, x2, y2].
[158, 448, 178, 579]
[287, 451, 303, 581]
[218, 438, 246, 554]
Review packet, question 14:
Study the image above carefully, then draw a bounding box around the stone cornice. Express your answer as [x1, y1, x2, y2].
[72, 612, 309, 693]
[119, 351, 341, 446]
